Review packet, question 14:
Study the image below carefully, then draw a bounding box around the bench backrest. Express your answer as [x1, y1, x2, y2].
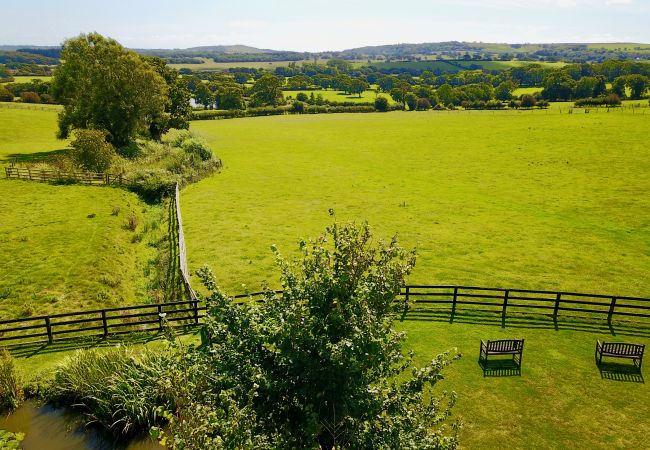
[602, 342, 644, 356]
[487, 339, 523, 352]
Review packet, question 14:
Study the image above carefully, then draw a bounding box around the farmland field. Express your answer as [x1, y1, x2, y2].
[0, 179, 163, 318]
[283, 88, 391, 104]
[0, 105, 66, 160]
[182, 109, 650, 298]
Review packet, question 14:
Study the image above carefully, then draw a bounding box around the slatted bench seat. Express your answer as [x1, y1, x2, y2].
[595, 341, 644, 369]
[479, 339, 524, 367]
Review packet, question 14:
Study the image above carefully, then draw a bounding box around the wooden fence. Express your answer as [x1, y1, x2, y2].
[173, 183, 198, 301]
[5, 166, 123, 185]
[1, 285, 649, 346]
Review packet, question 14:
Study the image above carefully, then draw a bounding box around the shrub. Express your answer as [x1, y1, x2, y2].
[574, 94, 621, 107]
[117, 141, 141, 159]
[405, 92, 418, 111]
[0, 430, 24, 450]
[292, 100, 305, 113]
[295, 92, 308, 102]
[0, 84, 13, 102]
[125, 212, 139, 231]
[70, 129, 116, 172]
[520, 94, 537, 108]
[126, 169, 178, 203]
[45, 348, 174, 436]
[0, 349, 24, 413]
[416, 97, 431, 110]
[374, 96, 389, 112]
[20, 91, 41, 103]
[181, 137, 213, 161]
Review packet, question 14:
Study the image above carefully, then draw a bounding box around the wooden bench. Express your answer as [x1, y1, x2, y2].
[479, 339, 524, 367]
[595, 341, 644, 369]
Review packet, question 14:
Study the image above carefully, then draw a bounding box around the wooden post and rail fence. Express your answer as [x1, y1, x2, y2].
[2, 285, 649, 346]
[4, 166, 123, 185]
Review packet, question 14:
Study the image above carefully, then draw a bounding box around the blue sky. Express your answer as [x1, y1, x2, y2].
[1, 0, 649, 50]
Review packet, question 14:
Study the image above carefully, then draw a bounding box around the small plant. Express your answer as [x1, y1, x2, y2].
[87, 213, 96, 219]
[125, 212, 139, 231]
[111, 206, 121, 216]
[0, 430, 24, 450]
[180, 138, 213, 161]
[0, 349, 24, 413]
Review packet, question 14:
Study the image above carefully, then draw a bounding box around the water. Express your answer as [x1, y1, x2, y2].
[0, 400, 164, 450]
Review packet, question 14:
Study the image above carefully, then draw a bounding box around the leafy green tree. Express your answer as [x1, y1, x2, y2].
[574, 76, 598, 99]
[405, 92, 418, 110]
[349, 78, 369, 97]
[611, 77, 627, 98]
[494, 81, 516, 101]
[0, 84, 13, 102]
[194, 82, 214, 109]
[435, 84, 457, 106]
[390, 87, 407, 109]
[233, 72, 249, 84]
[624, 74, 649, 99]
[51, 33, 169, 148]
[250, 74, 284, 107]
[168, 221, 459, 449]
[145, 56, 192, 140]
[217, 85, 244, 110]
[287, 75, 312, 90]
[541, 71, 576, 101]
[296, 92, 309, 102]
[593, 75, 607, 97]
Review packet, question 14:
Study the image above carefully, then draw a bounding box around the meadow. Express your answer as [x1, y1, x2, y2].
[283, 88, 390, 104]
[182, 109, 650, 298]
[0, 105, 65, 160]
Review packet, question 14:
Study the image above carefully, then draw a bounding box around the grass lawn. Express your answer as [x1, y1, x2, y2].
[513, 86, 542, 97]
[0, 179, 163, 318]
[182, 109, 650, 298]
[1, 76, 53, 83]
[399, 308, 650, 449]
[0, 106, 67, 161]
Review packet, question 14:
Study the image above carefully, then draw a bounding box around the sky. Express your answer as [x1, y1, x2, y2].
[1, 0, 649, 51]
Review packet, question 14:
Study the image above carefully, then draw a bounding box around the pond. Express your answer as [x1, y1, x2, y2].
[0, 400, 164, 450]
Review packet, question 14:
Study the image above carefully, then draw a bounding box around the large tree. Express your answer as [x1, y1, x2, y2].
[249, 74, 284, 107]
[51, 33, 169, 148]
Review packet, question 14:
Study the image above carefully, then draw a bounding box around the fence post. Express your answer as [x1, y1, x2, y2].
[404, 286, 410, 309]
[193, 300, 199, 324]
[158, 304, 164, 331]
[451, 287, 458, 316]
[553, 292, 561, 321]
[44, 316, 53, 344]
[608, 297, 617, 324]
[101, 310, 108, 338]
[502, 289, 509, 321]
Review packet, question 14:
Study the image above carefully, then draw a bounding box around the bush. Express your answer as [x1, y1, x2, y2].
[126, 169, 178, 203]
[295, 92, 308, 102]
[416, 97, 431, 110]
[574, 94, 621, 107]
[45, 348, 174, 436]
[20, 91, 41, 103]
[181, 137, 213, 161]
[0, 84, 13, 102]
[0, 349, 24, 413]
[520, 94, 537, 108]
[292, 100, 305, 113]
[0, 430, 24, 450]
[374, 96, 389, 112]
[405, 92, 418, 111]
[70, 128, 116, 172]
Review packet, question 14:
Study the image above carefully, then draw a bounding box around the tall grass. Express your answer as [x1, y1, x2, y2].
[46, 347, 175, 436]
[0, 349, 24, 413]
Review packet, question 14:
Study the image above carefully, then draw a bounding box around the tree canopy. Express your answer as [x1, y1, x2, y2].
[51, 33, 170, 148]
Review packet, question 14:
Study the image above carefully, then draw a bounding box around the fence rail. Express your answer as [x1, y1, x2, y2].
[2, 285, 649, 346]
[173, 183, 198, 301]
[5, 166, 123, 185]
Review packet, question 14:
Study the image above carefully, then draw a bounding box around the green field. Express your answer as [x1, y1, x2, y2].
[0, 76, 53, 84]
[283, 88, 391, 104]
[182, 110, 650, 298]
[370, 60, 564, 74]
[0, 106, 66, 160]
[0, 179, 162, 318]
[513, 86, 542, 97]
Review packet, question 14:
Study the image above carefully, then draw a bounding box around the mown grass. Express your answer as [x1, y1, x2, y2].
[0, 179, 163, 318]
[399, 309, 650, 449]
[0, 106, 66, 160]
[182, 109, 650, 298]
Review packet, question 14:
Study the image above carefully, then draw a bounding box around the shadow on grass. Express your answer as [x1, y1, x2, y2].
[2, 148, 70, 163]
[398, 306, 650, 338]
[478, 358, 522, 377]
[597, 362, 644, 383]
[6, 326, 202, 359]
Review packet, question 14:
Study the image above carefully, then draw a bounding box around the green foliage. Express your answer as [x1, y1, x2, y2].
[249, 74, 284, 107]
[0, 350, 24, 413]
[292, 100, 305, 113]
[574, 94, 621, 107]
[405, 92, 418, 111]
[0, 84, 13, 102]
[51, 33, 169, 147]
[0, 430, 24, 450]
[45, 347, 174, 436]
[542, 71, 576, 101]
[495, 81, 516, 101]
[181, 137, 213, 161]
[70, 128, 116, 172]
[374, 96, 389, 112]
[173, 222, 459, 448]
[520, 94, 537, 108]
